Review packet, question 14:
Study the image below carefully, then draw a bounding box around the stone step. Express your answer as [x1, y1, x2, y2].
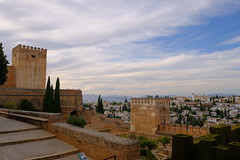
[0, 116, 40, 134]
[0, 129, 56, 146]
[56, 153, 94, 160]
[24, 149, 80, 160]
[0, 138, 79, 160]
[0, 126, 41, 134]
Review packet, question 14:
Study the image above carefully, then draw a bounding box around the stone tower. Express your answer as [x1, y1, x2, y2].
[12, 44, 47, 89]
[130, 98, 170, 135]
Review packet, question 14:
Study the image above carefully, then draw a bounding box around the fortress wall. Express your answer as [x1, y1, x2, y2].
[0, 88, 83, 111]
[81, 110, 130, 133]
[130, 98, 170, 135]
[0, 66, 15, 88]
[157, 123, 209, 137]
[49, 123, 140, 160]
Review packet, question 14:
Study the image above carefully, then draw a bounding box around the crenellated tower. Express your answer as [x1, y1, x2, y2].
[12, 44, 47, 89]
[130, 98, 170, 135]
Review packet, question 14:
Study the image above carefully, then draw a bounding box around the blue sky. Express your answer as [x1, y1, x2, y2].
[1, 0, 240, 96]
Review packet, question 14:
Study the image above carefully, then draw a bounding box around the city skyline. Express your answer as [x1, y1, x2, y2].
[1, 0, 240, 96]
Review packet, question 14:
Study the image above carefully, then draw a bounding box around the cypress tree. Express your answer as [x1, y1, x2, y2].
[48, 85, 54, 112]
[96, 95, 104, 114]
[0, 43, 9, 85]
[54, 77, 61, 113]
[43, 76, 51, 112]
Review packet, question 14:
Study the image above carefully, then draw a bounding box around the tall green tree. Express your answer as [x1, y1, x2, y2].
[96, 95, 104, 114]
[48, 85, 54, 112]
[0, 43, 9, 85]
[43, 76, 51, 112]
[54, 77, 61, 113]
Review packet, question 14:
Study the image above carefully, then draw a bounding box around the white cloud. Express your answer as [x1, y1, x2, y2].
[221, 36, 240, 45]
[0, 0, 240, 96]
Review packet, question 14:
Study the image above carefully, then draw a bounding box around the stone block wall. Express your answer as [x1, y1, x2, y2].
[130, 98, 170, 135]
[49, 123, 140, 160]
[0, 88, 83, 111]
[157, 123, 209, 137]
[0, 66, 15, 88]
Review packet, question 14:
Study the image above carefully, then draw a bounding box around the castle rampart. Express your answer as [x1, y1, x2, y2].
[0, 88, 83, 112]
[130, 98, 170, 135]
[131, 98, 209, 137]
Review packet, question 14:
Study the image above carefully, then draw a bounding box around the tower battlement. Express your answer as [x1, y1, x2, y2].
[13, 44, 47, 55]
[131, 98, 169, 105]
[11, 44, 47, 89]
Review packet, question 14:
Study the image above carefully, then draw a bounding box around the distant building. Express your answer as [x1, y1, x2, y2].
[192, 93, 210, 103]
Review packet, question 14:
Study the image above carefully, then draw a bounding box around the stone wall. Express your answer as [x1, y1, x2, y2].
[1, 66, 15, 88]
[12, 44, 47, 89]
[81, 110, 130, 133]
[0, 108, 62, 123]
[130, 98, 170, 135]
[130, 98, 208, 137]
[0, 88, 83, 111]
[157, 123, 209, 137]
[49, 123, 140, 160]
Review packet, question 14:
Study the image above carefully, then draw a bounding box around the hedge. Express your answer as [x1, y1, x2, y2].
[172, 134, 193, 160]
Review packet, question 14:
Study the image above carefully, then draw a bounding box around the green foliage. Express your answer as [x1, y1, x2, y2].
[140, 149, 157, 160]
[1, 101, 16, 109]
[228, 142, 240, 160]
[157, 136, 171, 148]
[231, 125, 240, 142]
[18, 99, 34, 111]
[210, 124, 231, 145]
[43, 76, 51, 112]
[212, 145, 229, 160]
[47, 85, 54, 112]
[137, 136, 157, 150]
[173, 125, 240, 160]
[96, 95, 104, 114]
[54, 77, 61, 113]
[67, 115, 86, 128]
[0, 43, 9, 85]
[172, 134, 193, 160]
[43, 77, 61, 113]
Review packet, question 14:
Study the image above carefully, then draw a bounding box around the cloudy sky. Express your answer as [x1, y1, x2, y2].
[1, 0, 240, 96]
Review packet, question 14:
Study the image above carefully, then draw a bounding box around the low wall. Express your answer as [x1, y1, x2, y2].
[157, 123, 209, 137]
[49, 123, 140, 160]
[81, 110, 130, 133]
[0, 88, 83, 110]
[0, 108, 62, 123]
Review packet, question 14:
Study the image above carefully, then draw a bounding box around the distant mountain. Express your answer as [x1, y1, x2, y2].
[83, 94, 131, 103]
[207, 93, 236, 97]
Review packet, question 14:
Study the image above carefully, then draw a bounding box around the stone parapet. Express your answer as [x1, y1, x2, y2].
[49, 123, 140, 160]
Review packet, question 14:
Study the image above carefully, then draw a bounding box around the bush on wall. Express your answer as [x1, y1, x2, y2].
[67, 115, 86, 128]
[18, 99, 34, 111]
[1, 101, 16, 109]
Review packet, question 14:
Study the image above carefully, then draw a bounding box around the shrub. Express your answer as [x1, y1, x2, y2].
[2, 101, 16, 109]
[67, 115, 86, 128]
[18, 99, 34, 111]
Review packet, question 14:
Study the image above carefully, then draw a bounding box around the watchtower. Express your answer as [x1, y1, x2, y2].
[12, 44, 47, 89]
[130, 98, 170, 135]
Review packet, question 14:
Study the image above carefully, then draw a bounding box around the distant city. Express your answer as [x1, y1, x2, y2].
[83, 93, 240, 126]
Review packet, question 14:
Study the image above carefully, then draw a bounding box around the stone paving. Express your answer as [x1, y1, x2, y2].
[0, 116, 93, 160]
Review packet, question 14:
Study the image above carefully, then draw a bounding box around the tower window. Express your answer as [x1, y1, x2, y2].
[31, 55, 36, 58]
